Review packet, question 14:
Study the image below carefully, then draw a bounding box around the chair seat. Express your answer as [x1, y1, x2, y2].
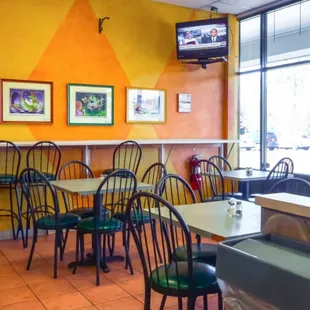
[77, 216, 123, 233]
[174, 243, 217, 266]
[113, 210, 150, 224]
[36, 213, 80, 230]
[150, 261, 218, 295]
[0, 174, 17, 184]
[42, 172, 56, 181]
[228, 192, 243, 199]
[102, 168, 114, 175]
[69, 207, 110, 219]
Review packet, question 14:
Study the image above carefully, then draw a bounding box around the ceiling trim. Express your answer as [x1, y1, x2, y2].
[237, 0, 303, 20]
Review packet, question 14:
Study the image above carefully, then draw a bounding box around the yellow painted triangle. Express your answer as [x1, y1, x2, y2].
[0, 124, 34, 141]
[127, 124, 158, 139]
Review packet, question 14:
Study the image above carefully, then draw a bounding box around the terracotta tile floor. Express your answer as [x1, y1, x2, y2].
[0, 232, 220, 309]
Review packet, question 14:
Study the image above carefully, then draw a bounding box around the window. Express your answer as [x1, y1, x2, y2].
[240, 16, 261, 71]
[267, 2, 310, 67]
[239, 72, 261, 169]
[239, 0, 310, 175]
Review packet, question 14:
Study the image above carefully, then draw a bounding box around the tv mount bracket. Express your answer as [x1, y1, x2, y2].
[181, 57, 227, 69]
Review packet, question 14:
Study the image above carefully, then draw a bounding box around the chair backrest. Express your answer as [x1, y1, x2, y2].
[126, 191, 193, 291]
[112, 140, 142, 174]
[26, 141, 61, 181]
[209, 155, 236, 194]
[209, 155, 232, 171]
[92, 169, 137, 228]
[58, 160, 95, 212]
[0, 140, 21, 184]
[156, 174, 197, 205]
[20, 168, 60, 226]
[268, 177, 310, 197]
[195, 159, 225, 201]
[265, 161, 289, 193]
[141, 163, 167, 191]
[278, 157, 294, 175]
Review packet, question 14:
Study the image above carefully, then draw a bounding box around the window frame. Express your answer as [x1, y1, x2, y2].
[238, 0, 310, 171]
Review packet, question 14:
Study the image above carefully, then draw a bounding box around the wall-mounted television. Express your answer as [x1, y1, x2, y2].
[176, 17, 229, 60]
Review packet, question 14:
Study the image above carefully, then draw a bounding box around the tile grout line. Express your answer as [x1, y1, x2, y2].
[0, 249, 48, 309]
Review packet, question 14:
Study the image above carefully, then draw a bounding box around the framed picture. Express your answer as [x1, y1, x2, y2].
[0, 79, 53, 124]
[126, 87, 167, 124]
[67, 83, 114, 126]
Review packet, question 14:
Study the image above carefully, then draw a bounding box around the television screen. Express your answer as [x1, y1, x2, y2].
[176, 17, 229, 60]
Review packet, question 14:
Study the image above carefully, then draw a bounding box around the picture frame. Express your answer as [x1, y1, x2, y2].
[126, 87, 167, 124]
[67, 83, 114, 126]
[0, 79, 53, 124]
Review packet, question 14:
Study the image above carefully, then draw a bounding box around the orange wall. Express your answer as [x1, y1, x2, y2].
[0, 0, 238, 232]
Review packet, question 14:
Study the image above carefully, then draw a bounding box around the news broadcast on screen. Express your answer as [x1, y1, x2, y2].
[177, 23, 227, 52]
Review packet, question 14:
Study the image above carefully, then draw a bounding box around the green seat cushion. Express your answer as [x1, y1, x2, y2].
[36, 213, 80, 230]
[77, 216, 122, 233]
[42, 172, 56, 181]
[0, 174, 17, 184]
[150, 261, 218, 293]
[113, 210, 150, 224]
[69, 207, 110, 219]
[174, 243, 217, 266]
[102, 168, 114, 175]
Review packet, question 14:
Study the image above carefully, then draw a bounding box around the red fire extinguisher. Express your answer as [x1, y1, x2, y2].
[190, 154, 202, 190]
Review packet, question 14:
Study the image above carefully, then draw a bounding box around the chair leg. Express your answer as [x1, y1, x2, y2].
[144, 286, 151, 310]
[218, 292, 223, 310]
[14, 185, 25, 248]
[25, 199, 31, 248]
[107, 233, 115, 257]
[94, 232, 101, 286]
[196, 234, 201, 244]
[53, 229, 60, 279]
[8, 185, 16, 240]
[203, 295, 209, 310]
[27, 227, 37, 270]
[187, 295, 197, 310]
[159, 295, 167, 310]
[73, 231, 80, 274]
[124, 230, 133, 275]
[80, 233, 85, 265]
[178, 297, 183, 310]
[60, 228, 69, 260]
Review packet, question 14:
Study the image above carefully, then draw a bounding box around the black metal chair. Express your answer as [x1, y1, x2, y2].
[127, 191, 222, 310]
[141, 163, 167, 190]
[20, 168, 80, 279]
[268, 177, 310, 197]
[248, 161, 289, 202]
[102, 140, 142, 176]
[58, 160, 96, 219]
[157, 174, 217, 267]
[278, 157, 294, 175]
[196, 159, 227, 202]
[0, 141, 24, 246]
[26, 141, 61, 181]
[73, 169, 137, 285]
[209, 155, 242, 199]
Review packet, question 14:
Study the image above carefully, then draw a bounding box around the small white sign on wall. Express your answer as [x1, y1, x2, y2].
[178, 93, 192, 113]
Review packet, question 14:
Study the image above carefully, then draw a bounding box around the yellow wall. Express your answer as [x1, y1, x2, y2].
[0, 0, 238, 233]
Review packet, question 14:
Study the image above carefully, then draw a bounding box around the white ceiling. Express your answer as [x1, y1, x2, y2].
[152, 0, 278, 15]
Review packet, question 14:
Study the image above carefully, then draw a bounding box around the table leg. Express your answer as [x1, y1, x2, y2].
[242, 181, 250, 200]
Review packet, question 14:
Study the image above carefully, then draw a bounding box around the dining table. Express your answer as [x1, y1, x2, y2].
[148, 199, 261, 241]
[221, 170, 293, 200]
[51, 177, 155, 272]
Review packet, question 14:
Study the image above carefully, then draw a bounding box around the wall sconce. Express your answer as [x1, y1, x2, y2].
[98, 17, 110, 34]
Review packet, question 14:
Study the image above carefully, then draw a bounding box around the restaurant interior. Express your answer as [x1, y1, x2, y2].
[0, 0, 310, 309]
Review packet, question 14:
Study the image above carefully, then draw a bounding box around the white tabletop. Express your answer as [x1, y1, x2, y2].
[148, 200, 261, 240]
[221, 170, 271, 182]
[51, 178, 154, 196]
[255, 192, 310, 218]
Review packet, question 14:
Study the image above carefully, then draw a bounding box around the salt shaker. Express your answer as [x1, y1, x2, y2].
[235, 200, 243, 216]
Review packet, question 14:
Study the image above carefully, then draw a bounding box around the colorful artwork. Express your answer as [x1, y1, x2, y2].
[134, 93, 160, 116]
[9, 88, 45, 114]
[126, 88, 166, 124]
[67, 83, 114, 126]
[75, 92, 107, 117]
[0, 79, 53, 124]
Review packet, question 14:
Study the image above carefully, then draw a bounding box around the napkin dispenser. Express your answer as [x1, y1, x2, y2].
[216, 234, 310, 310]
